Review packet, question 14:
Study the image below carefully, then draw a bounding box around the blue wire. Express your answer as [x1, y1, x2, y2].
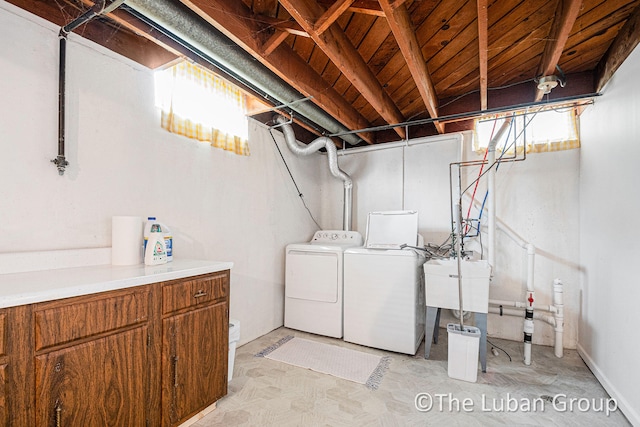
[475, 117, 515, 223]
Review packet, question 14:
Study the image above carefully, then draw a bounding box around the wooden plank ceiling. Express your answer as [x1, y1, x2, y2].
[8, 0, 640, 145]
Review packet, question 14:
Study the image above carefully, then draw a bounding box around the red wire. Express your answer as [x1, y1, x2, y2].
[464, 119, 497, 234]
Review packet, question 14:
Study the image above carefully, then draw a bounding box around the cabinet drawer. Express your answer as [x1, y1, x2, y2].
[0, 311, 6, 357]
[162, 272, 228, 315]
[34, 287, 150, 351]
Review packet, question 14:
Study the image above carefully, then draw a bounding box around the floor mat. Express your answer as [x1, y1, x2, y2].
[256, 335, 390, 389]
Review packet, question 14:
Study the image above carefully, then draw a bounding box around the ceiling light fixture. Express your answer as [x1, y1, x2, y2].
[537, 75, 566, 94]
[537, 75, 559, 93]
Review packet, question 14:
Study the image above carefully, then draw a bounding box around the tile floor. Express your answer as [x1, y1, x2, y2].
[195, 327, 629, 426]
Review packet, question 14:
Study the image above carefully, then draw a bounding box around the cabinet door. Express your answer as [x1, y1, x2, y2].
[0, 310, 6, 426]
[163, 303, 228, 426]
[0, 364, 6, 427]
[35, 326, 149, 427]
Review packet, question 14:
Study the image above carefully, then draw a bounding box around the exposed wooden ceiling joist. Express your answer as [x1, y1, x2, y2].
[315, 0, 355, 35]
[379, 0, 443, 133]
[252, 0, 279, 17]
[280, 0, 407, 139]
[262, 30, 290, 56]
[181, 0, 375, 143]
[477, 0, 488, 110]
[257, 15, 309, 37]
[596, 3, 640, 91]
[534, 0, 583, 101]
[317, 0, 385, 17]
[8, 0, 640, 146]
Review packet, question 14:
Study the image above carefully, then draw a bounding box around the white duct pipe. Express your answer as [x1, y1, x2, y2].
[487, 117, 512, 268]
[275, 115, 353, 231]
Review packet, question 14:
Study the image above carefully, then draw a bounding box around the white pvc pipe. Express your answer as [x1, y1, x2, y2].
[489, 300, 558, 313]
[489, 306, 557, 326]
[487, 147, 496, 268]
[486, 117, 512, 269]
[553, 279, 564, 358]
[526, 244, 535, 294]
[489, 299, 528, 309]
[523, 318, 533, 365]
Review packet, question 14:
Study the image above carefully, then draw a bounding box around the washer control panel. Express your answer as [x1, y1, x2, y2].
[311, 230, 363, 245]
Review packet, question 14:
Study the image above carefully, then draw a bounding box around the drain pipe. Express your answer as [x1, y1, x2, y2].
[552, 279, 564, 358]
[489, 277, 565, 363]
[523, 243, 535, 365]
[53, 0, 126, 175]
[487, 116, 513, 268]
[275, 115, 353, 231]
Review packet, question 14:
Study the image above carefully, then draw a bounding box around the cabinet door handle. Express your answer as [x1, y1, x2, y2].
[193, 290, 207, 298]
[173, 356, 179, 388]
[55, 403, 62, 427]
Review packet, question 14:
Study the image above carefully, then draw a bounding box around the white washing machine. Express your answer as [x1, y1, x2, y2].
[343, 211, 426, 355]
[285, 230, 363, 338]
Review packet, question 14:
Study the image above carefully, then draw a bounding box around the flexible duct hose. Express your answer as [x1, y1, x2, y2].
[275, 115, 353, 230]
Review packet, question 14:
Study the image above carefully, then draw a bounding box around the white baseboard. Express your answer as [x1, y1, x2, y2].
[577, 343, 639, 426]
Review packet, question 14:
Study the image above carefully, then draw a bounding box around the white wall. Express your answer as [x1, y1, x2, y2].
[323, 131, 581, 350]
[0, 2, 323, 345]
[579, 45, 640, 425]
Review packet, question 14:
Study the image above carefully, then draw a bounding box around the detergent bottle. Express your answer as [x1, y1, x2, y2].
[161, 222, 173, 261]
[144, 223, 167, 265]
[144, 217, 173, 261]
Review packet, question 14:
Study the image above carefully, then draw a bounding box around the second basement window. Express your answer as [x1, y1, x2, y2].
[474, 107, 579, 154]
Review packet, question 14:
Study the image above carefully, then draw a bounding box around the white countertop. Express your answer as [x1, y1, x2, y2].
[0, 259, 233, 308]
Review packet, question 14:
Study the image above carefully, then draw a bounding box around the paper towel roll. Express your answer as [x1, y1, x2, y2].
[112, 216, 143, 265]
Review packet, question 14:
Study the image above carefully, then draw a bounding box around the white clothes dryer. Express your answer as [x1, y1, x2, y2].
[285, 230, 363, 338]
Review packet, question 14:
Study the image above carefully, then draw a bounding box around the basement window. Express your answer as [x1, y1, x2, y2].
[154, 61, 250, 156]
[474, 107, 579, 154]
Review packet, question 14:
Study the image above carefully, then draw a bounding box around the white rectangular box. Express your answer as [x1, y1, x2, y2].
[424, 259, 491, 313]
[447, 323, 480, 382]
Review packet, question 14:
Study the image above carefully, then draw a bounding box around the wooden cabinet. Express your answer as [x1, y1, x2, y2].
[33, 286, 156, 427]
[35, 327, 150, 426]
[1, 269, 229, 426]
[0, 310, 8, 426]
[161, 271, 229, 426]
[1, 305, 34, 427]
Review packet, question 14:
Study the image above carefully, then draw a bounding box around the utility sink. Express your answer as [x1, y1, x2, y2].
[423, 259, 492, 313]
